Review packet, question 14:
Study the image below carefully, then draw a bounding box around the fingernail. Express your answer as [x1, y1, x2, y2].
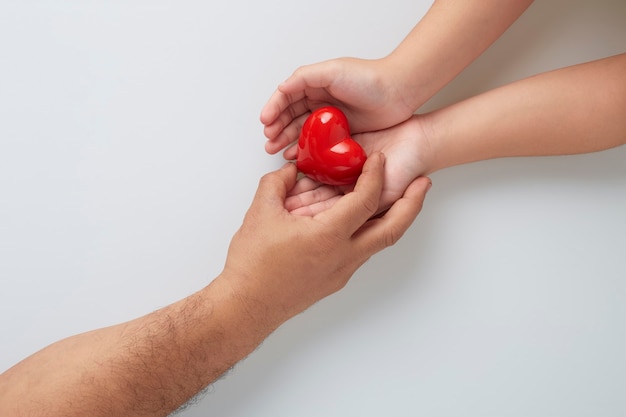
[426, 180, 433, 194]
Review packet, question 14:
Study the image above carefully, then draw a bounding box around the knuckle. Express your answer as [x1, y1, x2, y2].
[287, 105, 300, 120]
[382, 224, 404, 248]
[259, 171, 275, 186]
[293, 64, 310, 78]
[359, 194, 380, 216]
[257, 170, 285, 194]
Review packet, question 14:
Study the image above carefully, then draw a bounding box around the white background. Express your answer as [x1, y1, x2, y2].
[1, 1, 625, 416]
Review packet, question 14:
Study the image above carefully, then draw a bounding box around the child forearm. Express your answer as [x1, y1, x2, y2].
[425, 53, 626, 172]
[388, 0, 534, 110]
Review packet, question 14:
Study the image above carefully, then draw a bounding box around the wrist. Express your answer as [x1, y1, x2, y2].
[419, 107, 459, 174]
[419, 95, 491, 173]
[396, 114, 438, 176]
[205, 270, 288, 337]
[381, 52, 427, 112]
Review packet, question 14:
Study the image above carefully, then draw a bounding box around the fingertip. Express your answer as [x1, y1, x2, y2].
[283, 145, 298, 161]
[277, 80, 288, 92]
[354, 152, 385, 190]
[358, 152, 385, 183]
[260, 88, 291, 125]
[259, 94, 276, 122]
[426, 178, 433, 194]
[264, 140, 279, 155]
[402, 176, 432, 203]
[362, 151, 384, 170]
[281, 161, 296, 170]
[259, 106, 269, 124]
[277, 72, 299, 93]
[258, 162, 297, 199]
[263, 161, 296, 180]
[278, 162, 298, 180]
[416, 176, 433, 194]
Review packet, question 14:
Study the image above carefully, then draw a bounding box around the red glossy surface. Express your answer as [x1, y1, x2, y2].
[296, 106, 367, 186]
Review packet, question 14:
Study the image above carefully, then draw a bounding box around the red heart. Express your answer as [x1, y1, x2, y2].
[296, 106, 367, 186]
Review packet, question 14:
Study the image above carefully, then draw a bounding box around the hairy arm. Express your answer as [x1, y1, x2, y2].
[0, 279, 278, 417]
[0, 157, 431, 417]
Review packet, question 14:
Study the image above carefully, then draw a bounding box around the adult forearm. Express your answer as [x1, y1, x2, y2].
[0, 273, 279, 417]
[387, 0, 534, 110]
[425, 53, 626, 172]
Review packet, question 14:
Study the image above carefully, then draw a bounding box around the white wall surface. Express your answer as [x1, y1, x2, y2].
[1, 1, 625, 416]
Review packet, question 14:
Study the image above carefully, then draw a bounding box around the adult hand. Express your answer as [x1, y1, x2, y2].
[223, 152, 431, 324]
[260, 57, 416, 159]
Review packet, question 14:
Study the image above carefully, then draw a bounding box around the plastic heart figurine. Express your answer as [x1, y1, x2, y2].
[296, 106, 367, 186]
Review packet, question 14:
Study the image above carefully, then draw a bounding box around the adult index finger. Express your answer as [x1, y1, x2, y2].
[353, 176, 431, 257]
